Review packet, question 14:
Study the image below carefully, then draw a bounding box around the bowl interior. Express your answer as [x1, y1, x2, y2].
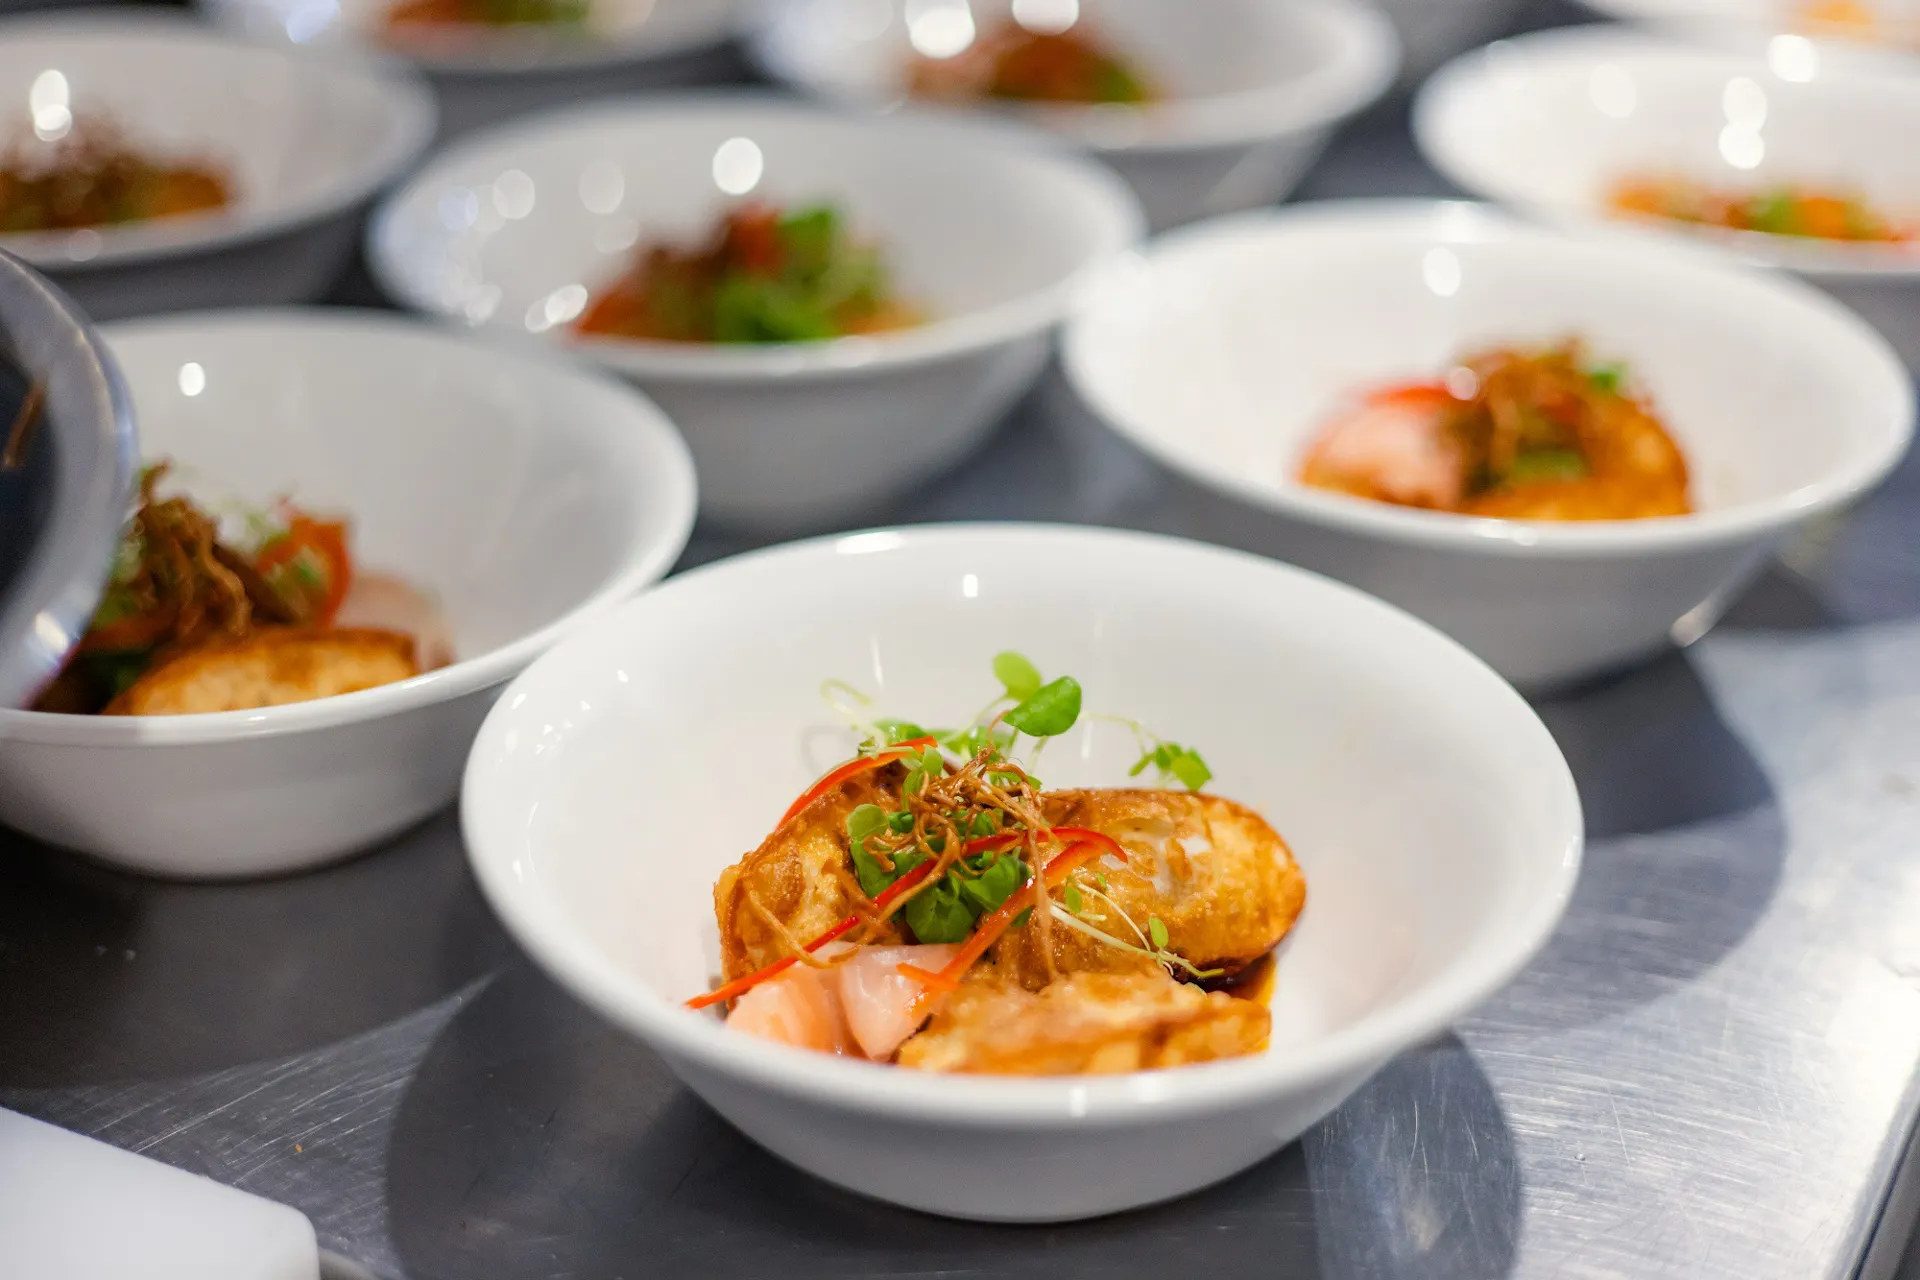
[373, 99, 1139, 354]
[1419, 28, 1920, 276]
[759, 0, 1336, 104]
[0, 14, 428, 268]
[104, 311, 691, 659]
[1067, 204, 1910, 529]
[465, 527, 1580, 1096]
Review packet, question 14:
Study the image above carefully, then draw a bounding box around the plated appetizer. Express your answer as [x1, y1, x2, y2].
[0, 116, 230, 234]
[1608, 176, 1917, 247]
[692, 654, 1305, 1075]
[1299, 341, 1692, 521]
[577, 201, 915, 344]
[907, 17, 1154, 105]
[34, 464, 449, 716]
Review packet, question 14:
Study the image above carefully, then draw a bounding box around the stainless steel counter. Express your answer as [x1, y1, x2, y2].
[5, 6, 1920, 1276]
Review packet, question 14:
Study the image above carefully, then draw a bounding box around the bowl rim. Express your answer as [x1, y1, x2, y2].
[0, 8, 438, 274]
[0, 305, 698, 746]
[1062, 198, 1917, 559]
[461, 521, 1586, 1125]
[1412, 23, 1920, 282]
[199, 0, 744, 78]
[743, 0, 1402, 155]
[367, 91, 1147, 383]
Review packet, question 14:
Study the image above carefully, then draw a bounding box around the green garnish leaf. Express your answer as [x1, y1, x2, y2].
[970, 811, 1000, 838]
[887, 810, 916, 835]
[1167, 748, 1212, 792]
[956, 852, 1029, 917]
[992, 651, 1043, 702]
[1506, 448, 1590, 483]
[1148, 916, 1170, 950]
[1004, 676, 1082, 738]
[1062, 881, 1084, 915]
[851, 842, 926, 900]
[1587, 361, 1629, 394]
[874, 718, 929, 745]
[1747, 189, 1802, 237]
[903, 877, 976, 944]
[1010, 906, 1033, 929]
[846, 804, 887, 844]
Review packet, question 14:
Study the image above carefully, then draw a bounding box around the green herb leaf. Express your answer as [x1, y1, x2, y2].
[874, 718, 929, 745]
[887, 810, 916, 835]
[851, 843, 926, 900]
[1586, 360, 1629, 394]
[970, 811, 1000, 838]
[957, 853, 1029, 917]
[1010, 906, 1033, 928]
[1063, 881, 1084, 915]
[1747, 189, 1802, 237]
[1148, 916, 1170, 950]
[1506, 448, 1589, 483]
[992, 651, 1043, 701]
[1167, 748, 1212, 792]
[903, 877, 976, 944]
[846, 804, 887, 844]
[1004, 676, 1082, 738]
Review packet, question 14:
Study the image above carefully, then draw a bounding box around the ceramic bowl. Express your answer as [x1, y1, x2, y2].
[1061, 201, 1914, 687]
[0, 309, 696, 878]
[745, 0, 1399, 230]
[1415, 25, 1920, 367]
[369, 95, 1142, 529]
[200, 0, 743, 141]
[1577, 0, 1920, 52]
[0, 10, 435, 321]
[461, 522, 1583, 1221]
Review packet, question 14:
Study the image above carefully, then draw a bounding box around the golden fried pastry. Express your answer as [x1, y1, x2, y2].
[105, 628, 418, 716]
[897, 969, 1269, 1074]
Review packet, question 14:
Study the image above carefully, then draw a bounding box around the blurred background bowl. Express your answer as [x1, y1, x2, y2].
[0, 308, 696, 878]
[746, 0, 1399, 230]
[1414, 25, 1920, 368]
[369, 95, 1142, 530]
[462, 522, 1582, 1220]
[1062, 201, 1914, 687]
[0, 10, 435, 320]
[0, 251, 134, 709]
[201, 0, 744, 141]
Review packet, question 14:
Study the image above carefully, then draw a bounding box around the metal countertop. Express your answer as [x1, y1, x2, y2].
[5, 5, 1920, 1276]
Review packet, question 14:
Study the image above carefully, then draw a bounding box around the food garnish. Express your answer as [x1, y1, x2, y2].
[31, 463, 447, 716]
[1298, 340, 1692, 521]
[696, 653, 1307, 1075]
[384, 0, 586, 33]
[908, 18, 1154, 105]
[0, 116, 229, 234]
[576, 202, 916, 345]
[1608, 176, 1917, 247]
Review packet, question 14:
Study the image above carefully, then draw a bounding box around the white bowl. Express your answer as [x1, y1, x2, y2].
[201, 0, 743, 141]
[369, 95, 1143, 528]
[1062, 201, 1914, 687]
[0, 11, 435, 321]
[1414, 25, 1920, 367]
[746, 0, 1399, 230]
[0, 309, 696, 878]
[461, 523, 1583, 1221]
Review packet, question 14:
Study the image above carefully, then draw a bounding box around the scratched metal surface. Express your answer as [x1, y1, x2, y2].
[6, 4, 1920, 1276]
